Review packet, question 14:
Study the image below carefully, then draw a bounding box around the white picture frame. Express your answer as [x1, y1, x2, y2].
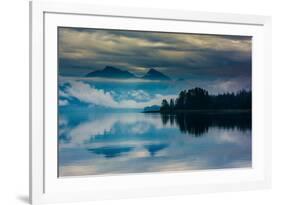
[30, 1, 272, 204]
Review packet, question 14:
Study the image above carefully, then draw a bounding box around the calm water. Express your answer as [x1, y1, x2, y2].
[58, 109, 252, 177]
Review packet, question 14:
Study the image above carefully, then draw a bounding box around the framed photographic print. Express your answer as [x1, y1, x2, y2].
[30, 1, 272, 204]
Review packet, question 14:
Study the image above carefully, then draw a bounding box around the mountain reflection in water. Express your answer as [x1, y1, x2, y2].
[59, 110, 251, 176]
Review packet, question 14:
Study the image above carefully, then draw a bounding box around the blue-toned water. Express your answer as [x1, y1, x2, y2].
[58, 108, 251, 177]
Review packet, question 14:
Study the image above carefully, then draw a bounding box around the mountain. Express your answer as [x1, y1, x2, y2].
[85, 66, 171, 81]
[142, 68, 171, 80]
[85, 66, 136, 78]
[143, 105, 161, 113]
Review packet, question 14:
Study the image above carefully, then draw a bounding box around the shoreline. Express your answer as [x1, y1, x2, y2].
[142, 109, 252, 114]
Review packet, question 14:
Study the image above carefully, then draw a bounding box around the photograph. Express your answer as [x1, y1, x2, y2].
[58, 27, 252, 177]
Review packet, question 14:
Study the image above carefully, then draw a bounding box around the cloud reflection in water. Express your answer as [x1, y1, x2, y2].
[59, 111, 251, 176]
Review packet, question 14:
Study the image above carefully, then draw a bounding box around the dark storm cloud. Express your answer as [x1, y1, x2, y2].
[58, 27, 251, 83]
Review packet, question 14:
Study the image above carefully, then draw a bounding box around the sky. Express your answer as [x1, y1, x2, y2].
[58, 27, 252, 109]
[59, 27, 251, 82]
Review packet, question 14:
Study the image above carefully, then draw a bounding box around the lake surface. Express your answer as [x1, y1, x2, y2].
[58, 109, 252, 177]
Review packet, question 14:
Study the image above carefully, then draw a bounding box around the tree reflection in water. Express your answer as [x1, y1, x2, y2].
[160, 111, 251, 137]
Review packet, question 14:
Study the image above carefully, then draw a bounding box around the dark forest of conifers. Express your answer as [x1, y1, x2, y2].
[159, 87, 251, 112]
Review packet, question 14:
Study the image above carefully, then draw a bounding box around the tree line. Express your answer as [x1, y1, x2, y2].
[160, 87, 251, 112]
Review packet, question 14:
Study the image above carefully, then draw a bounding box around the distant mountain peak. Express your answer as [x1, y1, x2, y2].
[142, 68, 171, 80]
[103, 66, 120, 72]
[85, 66, 136, 79]
[85, 66, 171, 80]
[147, 68, 158, 73]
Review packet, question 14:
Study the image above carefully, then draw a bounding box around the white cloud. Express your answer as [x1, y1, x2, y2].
[128, 90, 150, 101]
[63, 80, 176, 109]
[65, 81, 119, 108]
[59, 99, 69, 106]
[59, 90, 70, 98]
[59, 117, 68, 126]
